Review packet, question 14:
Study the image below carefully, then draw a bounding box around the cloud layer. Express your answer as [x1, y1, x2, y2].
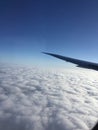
[0, 63, 98, 130]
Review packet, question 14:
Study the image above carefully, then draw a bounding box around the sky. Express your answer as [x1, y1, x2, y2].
[0, 0, 98, 67]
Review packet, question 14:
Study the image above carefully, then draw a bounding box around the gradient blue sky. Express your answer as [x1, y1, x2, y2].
[0, 0, 98, 67]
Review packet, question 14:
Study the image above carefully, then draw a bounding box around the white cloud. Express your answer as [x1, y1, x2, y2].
[0, 63, 98, 130]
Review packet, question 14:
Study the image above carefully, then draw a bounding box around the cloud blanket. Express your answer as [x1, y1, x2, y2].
[0, 63, 98, 130]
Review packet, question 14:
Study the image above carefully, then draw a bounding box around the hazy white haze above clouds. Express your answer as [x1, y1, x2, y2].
[0, 63, 98, 130]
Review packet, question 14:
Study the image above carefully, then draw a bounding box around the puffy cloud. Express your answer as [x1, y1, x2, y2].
[0, 63, 98, 130]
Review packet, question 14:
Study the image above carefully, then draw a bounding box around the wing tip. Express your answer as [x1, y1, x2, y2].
[42, 52, 47, 54]
[42, 52, 52, 55]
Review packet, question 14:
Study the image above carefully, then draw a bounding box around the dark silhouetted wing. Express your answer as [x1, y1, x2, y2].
[42, 52, 98, 71]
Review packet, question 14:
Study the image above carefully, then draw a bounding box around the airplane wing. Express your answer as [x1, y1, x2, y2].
[42, 52, 98, 71]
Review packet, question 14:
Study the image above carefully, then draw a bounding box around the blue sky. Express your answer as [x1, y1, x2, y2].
[0, 0, 98, 67]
